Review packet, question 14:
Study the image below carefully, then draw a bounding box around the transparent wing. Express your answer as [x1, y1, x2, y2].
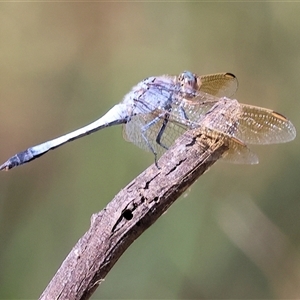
[171, 99, 296, 146]
[123, 112, 188, 157]
[197, 72, 238, 97]
[234, 104, 296, 144]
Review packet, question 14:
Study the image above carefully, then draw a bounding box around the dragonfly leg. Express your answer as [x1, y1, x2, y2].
[156, 115, 170, 150]
[178, 105, 188, 120]
[156, 106, 190, 150]
[141, 114, 170, 167]
[141, 117, 159, 164]
[141, 106, 189, 167]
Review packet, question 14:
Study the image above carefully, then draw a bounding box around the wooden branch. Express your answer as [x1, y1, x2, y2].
[39, 99, 237, 300]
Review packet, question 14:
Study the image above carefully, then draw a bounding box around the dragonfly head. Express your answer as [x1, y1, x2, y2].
[178, 71, 201, 98]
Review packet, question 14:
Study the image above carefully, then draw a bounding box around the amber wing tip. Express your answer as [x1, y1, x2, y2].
[272, 111, 297, 141]
[272, 111, 288, 121]
[225, 72, 236, 79]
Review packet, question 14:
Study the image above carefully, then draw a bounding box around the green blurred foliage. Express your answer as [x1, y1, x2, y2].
[0, 2, 299, 299]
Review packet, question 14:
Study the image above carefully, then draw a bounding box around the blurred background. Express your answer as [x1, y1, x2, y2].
[0, 2, 299, 299]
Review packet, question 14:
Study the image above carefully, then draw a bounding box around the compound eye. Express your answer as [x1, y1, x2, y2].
[177, 71, 199, 98]
[181, 71, 197, 88]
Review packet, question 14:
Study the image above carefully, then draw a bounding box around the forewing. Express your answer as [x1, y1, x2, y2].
[198, 73, 238, 97]
[234, 104, 296, 144]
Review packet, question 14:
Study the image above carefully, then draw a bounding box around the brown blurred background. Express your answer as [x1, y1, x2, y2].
[0, 2, 299, 299]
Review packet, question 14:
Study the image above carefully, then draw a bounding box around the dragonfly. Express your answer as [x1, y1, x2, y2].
[0, 71, 296, 171]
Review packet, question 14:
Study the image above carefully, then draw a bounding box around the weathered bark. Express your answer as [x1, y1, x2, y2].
[39, 99, 239, 300]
